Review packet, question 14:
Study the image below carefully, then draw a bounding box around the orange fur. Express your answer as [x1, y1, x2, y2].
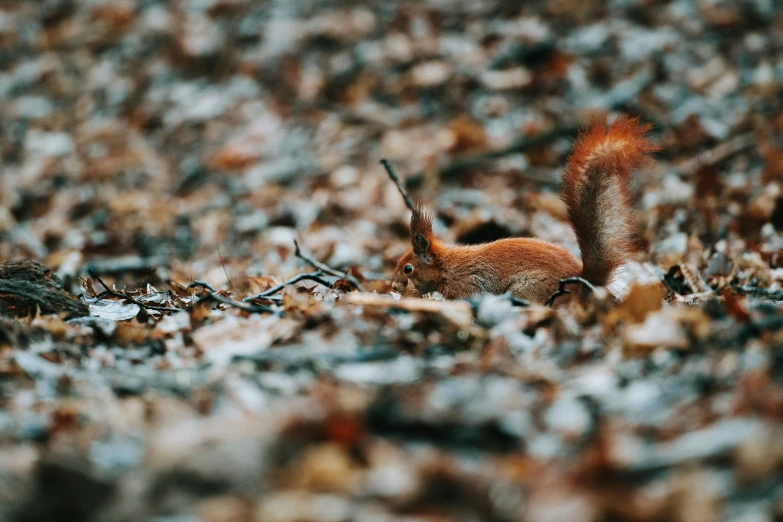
[391, 114, 657, 304]
[560, 114, 658, 285]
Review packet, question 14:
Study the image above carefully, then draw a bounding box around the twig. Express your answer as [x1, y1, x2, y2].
[293, 239, 364, 291]
[188, 280, 217, 292]
[88, 271, 180, 313]
[188, 281, 278, 315]
[216, 243, 234, 291]
[243, 271, 332, 302]
[423, 71, 655, 180]
[674, 132, 756, 177]
[545, 277, 597, 307]
[206, 292, 277, 314]
[292, 239, 342, 277]
[430, 125, 580, 179]
[380, 159, 415, 212]
[732, 285, 783, 301]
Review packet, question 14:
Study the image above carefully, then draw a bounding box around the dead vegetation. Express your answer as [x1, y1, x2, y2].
[1, 0, 783, 521]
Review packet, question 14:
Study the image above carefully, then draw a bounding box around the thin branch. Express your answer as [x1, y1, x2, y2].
[431, 124, 753, 182]
[188, 280, 278, 315]
[545, 277, 597, 307]
[430, 125, 580, 179]
[380, 159, 415, 212]
[732, 285, 783, 301]
[216, 243, 234, 291]
[243, 271, 332, 302]
[188, 280, 217, 292]
[292, 239, 342, 277]
[422, 71, 655, 180]
[206, 293, 277, 314]
[674, 132, 756, 177]
[293, 239, 364, 291]
[88, 271, 180, 313]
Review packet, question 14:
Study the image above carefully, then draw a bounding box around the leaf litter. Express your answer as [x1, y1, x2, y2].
[0, 1, 783, 521]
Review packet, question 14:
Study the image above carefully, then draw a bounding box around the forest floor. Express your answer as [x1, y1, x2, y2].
[1, 1, 783, 521]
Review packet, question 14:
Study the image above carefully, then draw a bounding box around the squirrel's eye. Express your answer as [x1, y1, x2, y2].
[404, 264, 414, 275]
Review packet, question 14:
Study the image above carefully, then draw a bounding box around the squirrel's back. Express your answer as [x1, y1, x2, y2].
[560, 115, 658, 286]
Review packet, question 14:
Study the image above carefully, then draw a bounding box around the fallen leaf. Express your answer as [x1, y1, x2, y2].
[88, 298, 141, 321]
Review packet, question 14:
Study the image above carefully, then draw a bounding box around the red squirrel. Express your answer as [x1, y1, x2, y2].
[391, 115, 658, 304]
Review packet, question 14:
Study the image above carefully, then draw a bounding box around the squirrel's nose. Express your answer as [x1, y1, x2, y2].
[391, 281, 401, 292]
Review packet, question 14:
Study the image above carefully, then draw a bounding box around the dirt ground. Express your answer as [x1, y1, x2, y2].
[1, 0, 783, 520]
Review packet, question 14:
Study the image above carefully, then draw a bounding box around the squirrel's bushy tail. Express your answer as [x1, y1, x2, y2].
[560, 115, 658, 286]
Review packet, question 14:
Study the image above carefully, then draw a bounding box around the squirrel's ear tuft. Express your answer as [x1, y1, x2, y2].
[410, 203, 433, 241]
[412, 232, 433, 263]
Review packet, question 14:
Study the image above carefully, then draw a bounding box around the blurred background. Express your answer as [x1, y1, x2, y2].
[2, 1, 783, 521]
[1, 0, 780, 293]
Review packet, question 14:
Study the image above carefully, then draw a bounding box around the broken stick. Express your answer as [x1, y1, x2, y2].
[293, 239, 363, 291]
[380, 159, 415, 212]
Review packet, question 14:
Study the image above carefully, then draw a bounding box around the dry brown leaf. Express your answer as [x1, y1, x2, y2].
[247, 275, 281, 295]
[442, 115, 487, 153]
[207, 142, 260, 171]
[605, 283, 667, 329]
[286, 442, 359, 492]
[719, 288, 750, 323]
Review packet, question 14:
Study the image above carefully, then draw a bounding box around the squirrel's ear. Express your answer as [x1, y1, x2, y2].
[410, 204, 433, 238]
[413, 232, 433, 263]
